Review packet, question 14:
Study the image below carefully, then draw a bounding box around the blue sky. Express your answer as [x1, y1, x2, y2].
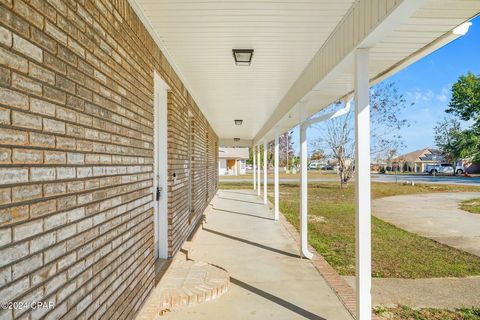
[293, 16, 480, 156]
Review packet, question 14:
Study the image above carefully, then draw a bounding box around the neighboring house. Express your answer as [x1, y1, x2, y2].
[392, 148, 444, 172]
[458, 159, 480, 174]
[219, 148, 249, 176]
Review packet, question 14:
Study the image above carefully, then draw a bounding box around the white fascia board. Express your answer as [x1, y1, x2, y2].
[253, 0, 426, 145]
[370, 23, 471, 85]
[127, 0, 210, 122]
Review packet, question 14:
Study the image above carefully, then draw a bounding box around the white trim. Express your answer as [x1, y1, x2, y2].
[303, 98, 351, 128]
[153, 71, 169, 260]
[253, 0, 426, 145]
[257, 145, 261, 196]
[354, 48, 372, 320]
[263, 141, 267, 205]
[274, 128, 280, 221]
[127, 0, 207, 119]
[299, 102, 313, 259]
[253, 147, 256, 190]
[371, 21, 469, 85]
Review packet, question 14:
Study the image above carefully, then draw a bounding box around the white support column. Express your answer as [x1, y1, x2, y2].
[354, 48, 372, 320]
[300, 103, 313, 259]
[274, 128, 280, 220]
[253, 146, 256, 190]
[257, 144, 261, 196]
[263, 140, 267, 205]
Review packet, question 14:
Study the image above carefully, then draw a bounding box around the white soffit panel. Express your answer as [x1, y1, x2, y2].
[255, 0, 480, 144]
[134, 0, 355, 140]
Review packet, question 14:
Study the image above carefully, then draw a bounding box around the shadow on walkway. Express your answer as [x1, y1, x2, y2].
[230, 277, 327, 320]
[203, 228, 299, 258]
[220, 190, 256, 196]
[217, 196, 265, 206]
[213, 207, 274, 221]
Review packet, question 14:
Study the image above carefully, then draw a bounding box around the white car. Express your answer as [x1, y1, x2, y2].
[308, 162, 321, 170]
[425, 163, 455, 175]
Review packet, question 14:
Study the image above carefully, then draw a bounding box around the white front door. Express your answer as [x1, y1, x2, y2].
[154, 72, 169, 259]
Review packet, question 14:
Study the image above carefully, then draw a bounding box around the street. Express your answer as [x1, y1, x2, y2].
[372, 174, 480, 186]
[220, 173, 480, 186]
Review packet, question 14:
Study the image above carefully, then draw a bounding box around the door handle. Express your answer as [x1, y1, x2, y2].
[156, 187, 163, 201]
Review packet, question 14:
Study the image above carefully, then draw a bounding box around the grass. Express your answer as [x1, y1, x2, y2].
[459, 198, 480, 214]
[374, 305, 480, 320]
[219, 180, 480, 278]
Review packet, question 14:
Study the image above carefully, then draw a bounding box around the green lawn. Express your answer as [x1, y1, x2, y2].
[219, 181, 480, 278]
[374, 306, 480, 320]
[459, 198, 480, 214]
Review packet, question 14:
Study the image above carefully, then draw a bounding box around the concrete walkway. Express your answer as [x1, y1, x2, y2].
[373, 192, 480, 257]
[161, 189, 353, 320]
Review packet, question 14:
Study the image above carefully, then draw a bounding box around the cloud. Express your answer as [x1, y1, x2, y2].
[407, 88, 434, 103]
[436, 87, 450, 103]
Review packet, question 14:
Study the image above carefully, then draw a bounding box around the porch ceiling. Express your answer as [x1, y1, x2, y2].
[133, 0, 355, 141]
[131, 0, 480, 145]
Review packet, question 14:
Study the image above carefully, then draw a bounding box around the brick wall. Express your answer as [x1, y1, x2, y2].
[0, 0, 218, 319]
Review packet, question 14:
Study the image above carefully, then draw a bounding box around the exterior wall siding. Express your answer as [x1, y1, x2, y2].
[0, 0, 218, 319]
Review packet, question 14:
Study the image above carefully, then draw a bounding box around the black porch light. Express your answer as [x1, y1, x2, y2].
[234, 138, 240, 142]
[234, 119, 243, 125]
[232, 49, 254, 66]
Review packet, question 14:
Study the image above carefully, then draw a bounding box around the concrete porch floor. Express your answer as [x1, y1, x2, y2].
[160, 189, 353, 320]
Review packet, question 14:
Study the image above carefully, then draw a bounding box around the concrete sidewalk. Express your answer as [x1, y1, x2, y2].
[160, 189, 353, 320]
[344, 276, 480, 309]
[373, 192, 480, 257]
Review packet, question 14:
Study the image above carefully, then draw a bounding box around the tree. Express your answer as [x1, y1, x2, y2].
[440, 72, 480, 163]
[310, 149, 325, 161]
[313, 81, 412, 188]
[324, 109, 354, 188]
[446, 72, 480, 127]
[434, 117, 462, 163]
[434, 117, 480, 164]
[267, 131, 295, 169]
[370, 82, 412, 164]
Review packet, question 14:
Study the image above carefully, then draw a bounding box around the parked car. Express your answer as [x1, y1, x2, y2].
[454, 163, 466, 175]
[425, 163, 466, 175]
[308, 162, 321, 170]
[425, 163, 454, 175]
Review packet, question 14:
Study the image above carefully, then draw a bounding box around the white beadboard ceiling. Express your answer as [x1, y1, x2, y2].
[134, 0, 480, 144]
[135, 0, 355, 140]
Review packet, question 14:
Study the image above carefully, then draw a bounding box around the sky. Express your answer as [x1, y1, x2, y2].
[292, 15, 480, 156]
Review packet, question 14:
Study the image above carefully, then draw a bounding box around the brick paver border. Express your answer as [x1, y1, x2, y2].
[277, 208, 382, 320]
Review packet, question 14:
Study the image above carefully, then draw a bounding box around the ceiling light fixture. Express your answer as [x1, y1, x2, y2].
[232, 49, 254, 66]
[234, 119, 243, 125]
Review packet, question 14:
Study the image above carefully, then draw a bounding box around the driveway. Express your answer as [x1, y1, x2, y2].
[373, 192, 480, 257]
